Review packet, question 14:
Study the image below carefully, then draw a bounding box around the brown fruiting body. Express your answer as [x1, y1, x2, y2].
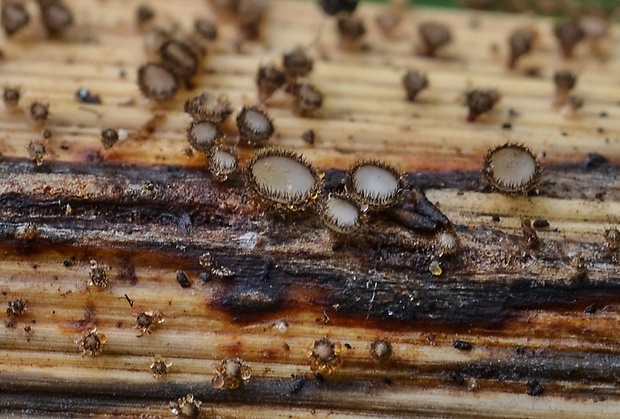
[136, 310, 164, 335]
[402, 70, 429, 101]
[158, 39, 200, 80]
[137, 63, 179, 101]
[207, 146, 238, 181]
[212, 357, 252, 390]
[483, 143, 542, 195]
[7, 298, 27, 316]
[2, 86, 21, 108]
[292, 83, 323, 116]
[418, 21, 452, 57]
[308, 337, 343, 374]
[370, 338, 393, 362]
[1, 2, 30, 36]
[508, 27, 535, 69]
[135, 4, 155, 28]
[337, 15, 366, 46]
[256, 65, 286, 101]
[554, 21, 585, 58]
[283, 46, 314, 79]
[100, 128, 119, 149]
[320, 193, 362, 234]
[88, 259, 108, 288]
[346, 160, 403, 209]
[38, 0, 73, 36]
[237, 0, 268, 40]
[184, 92, 232, 122]
[78, 329, 106, 356]
[553, 70, 577, 106]
[521, 218, 540, 249]
[465, 89, 500, 122]
[236, 106, 274, 146]
[29, 101, 49, 122]
[169, 394, 201, 418]
[194, 18, 218, 40]
[150, 355, 172, 378]
[27, 140, 46, 166]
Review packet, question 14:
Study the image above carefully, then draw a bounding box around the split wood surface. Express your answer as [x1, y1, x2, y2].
[0, 0, 619, 418]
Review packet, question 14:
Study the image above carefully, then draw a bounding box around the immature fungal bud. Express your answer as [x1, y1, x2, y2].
[553, 69, 577, 106]
[187, 120, 221, 152]
[337, 15, 366, 47]
[6, 298, 26, 316]
[237, 0, 268, 40]
[521, 218, 539, 248]
[78, 329, 106, 356]
[38, 0, 73, 36]
[370, 338, 392, 362]
[418, 21, 452, 57]
[283, 46, 313, 79]
[402, 70, 428, 101]
[554, 21, 585, 58]
[137, 63, 179, 101]
[150, 355, 172, 378]
[88, 259, 108, 288]
[465, 89, 500, 122]
[136, 310, 164, 335]
[1, 2, 30, 36]
[320, 193, 361, 234]
[27, 140, 46, 166]
[483, 143, 541, 195]
[100, 128, 119, 149]
[604, 228, 620, 255]
[292, 83, 323, 115]
[29, 101, 49, 122]
[346, 160, 403, 209]
[2, 86, 21, 108]
[169, 394, 201, 418]
[308, 337, 342, 374]
[435, 229, 459, 257]
[256, 65, 286, 102]
[207, 146, 238, 181]
[318, 0, 359, 16]
[507, 27, 535, 69]
[135, 4, 155, 29]
[236, 106, 274, 146]
[194, 18, 218, 41]
[184, 92, 232, 122]
[212, 357, 252, 390]
[247, 148, 322, 209]
[158, 39, 200, 80]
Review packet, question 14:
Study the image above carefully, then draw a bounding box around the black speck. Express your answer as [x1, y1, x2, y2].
[453, 340, 473, 351]
[449, 371, 465, 385]
[382, 375, 392, 385]
[344, 343, 352, 349]
[515, 346, 525, 355]
[76, 87, 102, 104]
[561, 131, 568, 136]
[176, 270, 191, 288]
[491, 215, 500, 222]
[527, 379, 544, 396]
[584, 304, 596, 314]
[597, 127, 604, 134]
[501, 122, 512, 129]
[532, 219, 549, 229]
[508, 108, 519, 117]
[63, 259, 72, 267]
[582, 153, 607, 170]
[599, 111, 608, 118]
[119, 69, 126, 79]
[289, 375, 306, 394]
[200, 271, 212, 283]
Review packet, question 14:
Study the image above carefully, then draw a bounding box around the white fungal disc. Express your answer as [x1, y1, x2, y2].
[137, 63, 179, 101]
[207, 146, 238, 180]
[247, 148, 321, 208]
[188, 120, 221, 152]
[321, 194, 361, 234]
[236, 106, 274, 145]
[347, 161, 402, 208]
[484, 143, 541, 195]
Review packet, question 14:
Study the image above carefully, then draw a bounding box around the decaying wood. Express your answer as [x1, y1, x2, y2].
[0, 0, 619, 418]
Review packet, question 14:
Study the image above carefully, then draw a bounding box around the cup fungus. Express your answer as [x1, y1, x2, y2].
[346, 160, 403, 209]
[283, 46, 314, 79]
[184, 92, 232, 122]
[150, 355, 172, 378]
[1, 2, 30, 36]
[370, 338, 393, 363]
[308, 337, 342, 374]
[194, 18, 218, 41]
[337, 14, 366, 47]
[88, 259, 108, 288]
[100, 128, 119, 149]
[6, 298, 26, 316]
[256, 65, 286, 101]
[553, 69, 577, 106]
[137, 63, 179, 101]
[320, 193, 361, 234]
[247, 148, 322, 209]
[507, 27, 535, 69]
[236, 106, 274, 146]
[27, 140, 46, 166]
[158, 39, 200, 80]
[2, 86, 21, 108]
[402, 70, 428, 101]
[318, 0, 359, 16]
[483, 143, 541, 195]
[207, 146, 238, 181]
[169, 394, 201, 418]
[554, 21, 585, 58]
[38, 0, 73, 36]
[465, 89, 500, 122]
[418, 21, 452, 57]
[187, 120, 221, 152]
[135, 310, 164, 336]
[212, 357, 252, 390]
[29, 101, 49, 123]
[292, 83, 323, 115]
[78, 329, 106, 356]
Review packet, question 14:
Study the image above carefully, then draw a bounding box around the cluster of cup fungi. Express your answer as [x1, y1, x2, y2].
[1, 0, 73, 37]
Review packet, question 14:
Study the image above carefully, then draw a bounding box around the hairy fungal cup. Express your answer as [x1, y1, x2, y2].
[137, 63, 179, 101]
[465, 89, 500, 122]
[236, 105, 274, 146]
[320, 193, 361, 234]
[346, 160, 403, 209]
[158, 39, 200, 80]
[483, 143, 541, 195]
[283, 46, 313, 79]
[402, 70, 428, 101]
[207, 146, 238, 181]
[187, 119, 221, 152]
[247, 148, 322, 209]
[507, 27, 536, 69]
[554, 21, 585, 58]
[1, 2, 30, 36]
[184, 92, 232, 122]
[418, 21, 452, 57]
[292, 83, 323, 115]
[212, 357, 252, 390]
